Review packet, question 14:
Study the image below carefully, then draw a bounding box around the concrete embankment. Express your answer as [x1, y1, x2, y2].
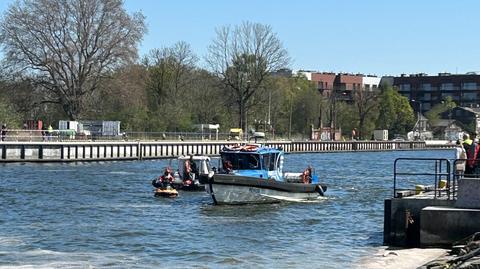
[0, 140, 437, 162]
[359, 247, 447, 269]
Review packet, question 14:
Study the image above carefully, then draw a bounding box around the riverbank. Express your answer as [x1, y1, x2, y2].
[358, 247, 447, 269]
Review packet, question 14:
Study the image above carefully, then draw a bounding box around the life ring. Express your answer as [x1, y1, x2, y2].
[242, 145, 258, 151]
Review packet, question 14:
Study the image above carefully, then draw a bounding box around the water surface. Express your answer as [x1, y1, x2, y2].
[0, 149, 454, 268]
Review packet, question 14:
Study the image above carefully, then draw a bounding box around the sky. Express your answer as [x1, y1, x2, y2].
[0, 0, 479, 76]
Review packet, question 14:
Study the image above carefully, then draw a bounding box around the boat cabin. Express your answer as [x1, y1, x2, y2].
[177, 155, 212, 180]
[220, 145, 284, 180]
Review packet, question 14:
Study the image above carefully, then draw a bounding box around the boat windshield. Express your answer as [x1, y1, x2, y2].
[221, 153, 260, 170]
[261, 153, 279, 171]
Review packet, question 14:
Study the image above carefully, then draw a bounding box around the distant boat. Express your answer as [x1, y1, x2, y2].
[200, 144, 327, 205]
[171, 155, 212, 191]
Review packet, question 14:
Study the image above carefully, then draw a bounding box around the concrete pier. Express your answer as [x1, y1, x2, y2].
[0, 140, 429, 162]
[385, 177, 480, 247]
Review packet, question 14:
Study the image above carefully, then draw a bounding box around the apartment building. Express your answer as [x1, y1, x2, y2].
[308, 72, 381, 101]
[393, 73, 480, 113]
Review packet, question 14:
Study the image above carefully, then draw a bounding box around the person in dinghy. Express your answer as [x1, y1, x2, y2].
[152, 167, 178, 197]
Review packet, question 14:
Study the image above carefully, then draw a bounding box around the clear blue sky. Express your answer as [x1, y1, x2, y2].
[1, 0, 479, 76]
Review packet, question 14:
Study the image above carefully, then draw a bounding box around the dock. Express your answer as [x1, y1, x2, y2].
[384, 158, 480, 247]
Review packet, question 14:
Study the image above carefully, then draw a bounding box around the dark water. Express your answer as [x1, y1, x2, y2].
[0, 149, 455, 268]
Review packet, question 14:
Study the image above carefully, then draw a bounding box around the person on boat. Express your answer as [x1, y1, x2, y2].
[184, 159, 192, 180]
[189, 156, 198, 178]
[223, 160, 233, 174]
[152, 167, 175, 189]
[302, 166, 313, 184]
[455, 139, 467, 177]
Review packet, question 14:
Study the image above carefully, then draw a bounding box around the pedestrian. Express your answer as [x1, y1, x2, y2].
[465, 133, 479, 177]
[1, 124, 6, 141]
[47, 124, 53, 141]
[455, 139, 467, 177]
[462, 133, 472, 151]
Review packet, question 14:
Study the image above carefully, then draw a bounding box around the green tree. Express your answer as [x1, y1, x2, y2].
[376, 86, 415, 138]
[352, 87, 379, 139]
[0, 99, 22, 128]
[144, 42, 198, 131]
[265, 75, 319, 139]
[91, 64, 149, 131]
[425, 96, 457, 126]
[336, 101, 357, 139]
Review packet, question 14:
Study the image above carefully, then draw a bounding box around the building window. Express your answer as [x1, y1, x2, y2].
[400, 84, 411, 91]
[421, 83, 432, 91]
[462, 82, 477, 91]
[440, 83, 454, 91]
[462, 92, 477, 101]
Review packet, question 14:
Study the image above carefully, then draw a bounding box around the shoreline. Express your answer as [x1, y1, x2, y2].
[358, 246, 447, 269]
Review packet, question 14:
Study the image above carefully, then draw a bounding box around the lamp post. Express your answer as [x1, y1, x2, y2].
[288, 97, 293, 140]
[442, 99, 454, 140]
[288, 86, 299, 141]
[330, 88, 336, 141]
[244, 80, 251, 140]
[411, 99, 422, 140]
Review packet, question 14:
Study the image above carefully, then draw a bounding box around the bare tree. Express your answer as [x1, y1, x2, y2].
[352, 87, 379, 139]
[0, 0, 146, 120]
[206, 22, 289, 130]
[145, 41, 198, 109]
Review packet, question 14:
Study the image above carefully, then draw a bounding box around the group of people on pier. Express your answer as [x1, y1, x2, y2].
[456, 133, 480, 177]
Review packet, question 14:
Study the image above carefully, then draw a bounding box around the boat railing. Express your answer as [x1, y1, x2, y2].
[393, 158, 453, 200]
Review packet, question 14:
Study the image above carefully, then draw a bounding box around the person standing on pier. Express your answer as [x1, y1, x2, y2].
[455, 140, 467, 176]
[465, 133, 479, 177]
[47, 124, 53, 141]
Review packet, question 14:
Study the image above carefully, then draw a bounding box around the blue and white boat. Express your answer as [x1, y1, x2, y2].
[201, 144, 327, 205]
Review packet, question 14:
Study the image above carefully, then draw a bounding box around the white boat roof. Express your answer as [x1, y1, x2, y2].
[178, 155, 210, 161]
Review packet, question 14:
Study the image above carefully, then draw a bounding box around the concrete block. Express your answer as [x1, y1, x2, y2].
[420, 206, 480, 247]
[456, 178, 480, 209]
[385, 198, 454, 247]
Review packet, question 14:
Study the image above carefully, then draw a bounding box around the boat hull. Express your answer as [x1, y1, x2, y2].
[172, 182, 205, 191]
[205, 174, 326, 205]
[154, 188, 178, 198]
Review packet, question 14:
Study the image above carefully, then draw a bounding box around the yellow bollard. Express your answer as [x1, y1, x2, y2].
[438, 179, 447, 189]
[415, 184, 425, 195]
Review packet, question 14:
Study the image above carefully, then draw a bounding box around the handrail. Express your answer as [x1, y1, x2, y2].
[393, 158, 452, 200]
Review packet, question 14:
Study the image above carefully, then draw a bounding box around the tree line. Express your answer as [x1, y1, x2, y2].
[0, 0, 422, 139]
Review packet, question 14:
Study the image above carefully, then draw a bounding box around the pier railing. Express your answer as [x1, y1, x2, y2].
[393, 158, 454, 200]
[0, 140, 430, 162]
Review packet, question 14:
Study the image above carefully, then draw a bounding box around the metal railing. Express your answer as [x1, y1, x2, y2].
[393, 158, 453, 200]
[0, 129, 88, 142]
